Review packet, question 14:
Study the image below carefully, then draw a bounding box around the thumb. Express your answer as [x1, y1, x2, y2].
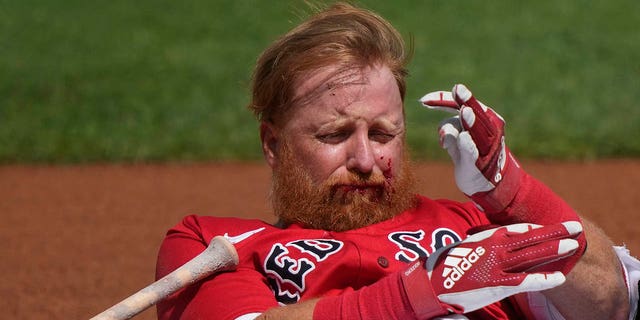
[514, 272, 567, 292]
[437, 272, 566, 313]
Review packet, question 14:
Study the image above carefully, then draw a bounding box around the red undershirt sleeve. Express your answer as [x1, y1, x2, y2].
[313, 260, 448, 320]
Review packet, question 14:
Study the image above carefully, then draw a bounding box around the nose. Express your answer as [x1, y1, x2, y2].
[346, 132, 375, 174]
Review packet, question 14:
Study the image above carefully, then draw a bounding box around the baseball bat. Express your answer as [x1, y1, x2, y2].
[90, 235, 239, 320]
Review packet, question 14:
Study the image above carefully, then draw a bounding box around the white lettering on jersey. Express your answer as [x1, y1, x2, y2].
[288, 239, 343, 262]
[430, 228, 462, 254]
[388, 228, 463, 263]
[264, 239, 343, 304]
[389, 230, 429, 262]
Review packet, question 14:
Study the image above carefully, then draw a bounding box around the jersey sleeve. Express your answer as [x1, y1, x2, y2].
[156, 215, 279, 320]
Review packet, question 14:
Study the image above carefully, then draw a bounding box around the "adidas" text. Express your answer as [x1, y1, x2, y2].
[442, 246, 486, 289]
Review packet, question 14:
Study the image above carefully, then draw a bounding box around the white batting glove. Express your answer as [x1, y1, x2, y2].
[420, 84, 522, 213]
[401, 222, 583, 317]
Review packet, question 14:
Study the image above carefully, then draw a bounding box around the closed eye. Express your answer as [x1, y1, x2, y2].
[316, 131, 350, 144]
[369, 130, 395, 143]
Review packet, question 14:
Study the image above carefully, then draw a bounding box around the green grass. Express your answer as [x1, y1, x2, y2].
[2, 0, 639, 163]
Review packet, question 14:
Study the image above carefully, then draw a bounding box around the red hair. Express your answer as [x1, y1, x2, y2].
[248, 2, 412, 126]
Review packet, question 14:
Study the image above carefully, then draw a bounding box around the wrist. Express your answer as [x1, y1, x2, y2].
[470, 152, 523, 215]
[313, 260, 449, 320]
[400, 259, 451, 319]
[500, 173, 581, 224]
[312, 271, 418, 320]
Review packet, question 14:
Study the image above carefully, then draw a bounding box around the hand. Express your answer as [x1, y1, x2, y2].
[402, 222, 583, 317]
[420, 84, 522, 213]
[420, 84, 587, 275]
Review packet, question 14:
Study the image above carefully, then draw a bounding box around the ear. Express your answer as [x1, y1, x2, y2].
[260, 121, 279, 169]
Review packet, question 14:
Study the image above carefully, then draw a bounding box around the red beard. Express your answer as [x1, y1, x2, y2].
[271, 142, 417, 231]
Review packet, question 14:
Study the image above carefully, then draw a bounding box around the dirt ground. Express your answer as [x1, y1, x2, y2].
[1, 160, 638, 319]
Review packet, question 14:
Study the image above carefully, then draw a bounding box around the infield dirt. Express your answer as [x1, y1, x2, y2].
[1, 160, 638, 319]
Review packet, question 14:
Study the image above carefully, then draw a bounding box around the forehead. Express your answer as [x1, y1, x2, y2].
[289, 64, 404, 125]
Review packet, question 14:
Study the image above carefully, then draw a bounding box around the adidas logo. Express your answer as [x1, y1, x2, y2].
[442, 246, 486, 289]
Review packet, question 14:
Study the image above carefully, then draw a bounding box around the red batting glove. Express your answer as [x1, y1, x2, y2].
[420, 84, 522, 214]
[402, 222, 583, 317]
[419, 85, 587, 274]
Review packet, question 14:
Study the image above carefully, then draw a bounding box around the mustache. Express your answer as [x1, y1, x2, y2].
[325, 171, 389, 188]
[324, 172, 391, 202]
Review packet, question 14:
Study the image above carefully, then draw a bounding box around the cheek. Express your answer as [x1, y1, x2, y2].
[375, 141, 405, 177]
[293, 140, 346, 183]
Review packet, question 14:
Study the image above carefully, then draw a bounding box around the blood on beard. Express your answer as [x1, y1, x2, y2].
[270, 142, 416, 232]
[331, 177, 386, 204]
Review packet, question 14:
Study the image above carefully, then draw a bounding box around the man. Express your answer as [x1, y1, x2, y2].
[156, 3, 638, 319]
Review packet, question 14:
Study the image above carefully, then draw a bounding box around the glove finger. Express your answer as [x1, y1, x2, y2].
[465, 222, 582, 245]
[503, 238, 579, 272]
[502, 221, 583, 247]
[452, 84, 488, 114]
[457, 131, 480, 164]
[439, 122, 461, 161]
[420, 91, 460, 113]
[481, 272, 566, 303]
[462, 223, 541, 243]
[453, 84, 503, 156]
[438, 116, 462, 146]
[460, 107, 493, 155]
[517, 272, 566, 291]
[455, 131, 495, 194]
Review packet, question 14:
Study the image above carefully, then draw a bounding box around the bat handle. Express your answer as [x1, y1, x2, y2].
[90, 236, 239, 320]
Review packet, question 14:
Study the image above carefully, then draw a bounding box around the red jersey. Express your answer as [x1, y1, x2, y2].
[156, 195, 527, 319]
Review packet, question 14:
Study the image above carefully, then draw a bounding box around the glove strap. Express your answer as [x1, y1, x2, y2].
[400, 259, 452, 319]
[314, 260, 449, 320]
[471, 152, 523, 214]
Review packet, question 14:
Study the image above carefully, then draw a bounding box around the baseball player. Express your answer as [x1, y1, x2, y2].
[156, 3, 639, 319]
